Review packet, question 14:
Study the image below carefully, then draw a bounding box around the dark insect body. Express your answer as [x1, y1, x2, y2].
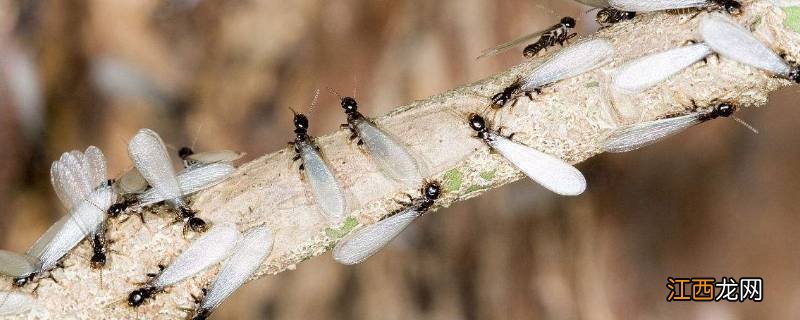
[522, 17, 577, 58]
[596, 8, 636, 26]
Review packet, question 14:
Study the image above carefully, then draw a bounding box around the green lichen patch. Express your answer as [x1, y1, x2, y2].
[479, 170, 496, 181]
[443, 168, 464, 192]
[784, 8, 800, 33]
[464, 184, 488, 194]
[584, 81, 599, 88]
[324, 216, 359, 239]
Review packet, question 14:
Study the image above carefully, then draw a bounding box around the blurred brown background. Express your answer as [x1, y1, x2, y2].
[1, 0, 798, 319]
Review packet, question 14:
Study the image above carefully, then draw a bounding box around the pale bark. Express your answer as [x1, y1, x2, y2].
[3, 1, 799, 318]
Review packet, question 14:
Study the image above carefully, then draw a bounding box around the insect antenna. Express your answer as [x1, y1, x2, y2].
[307, 88, 321, 119]
[732, 116, 759, 134]
[326, 87, 343, 100]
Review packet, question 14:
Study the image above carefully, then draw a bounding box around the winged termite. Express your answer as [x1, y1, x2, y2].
[289, 92, 347, 224]
[602, 102, 755, 153]
[491, 39, 615, 108]
[128, 224, 240, 307]
[188, 226, 274, 320]
[477, 17, 577, 59]
[127, 129, 218, 232]
[333, 181, 441, 265]
[612, 43, 713, 94]
[332, 93, 426, 187]
[574, 0, 637, 26]
[466, 114, 587, 195]
[607, 0, 741, 15]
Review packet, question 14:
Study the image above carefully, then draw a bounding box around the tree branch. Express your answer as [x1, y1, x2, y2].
[3, 1, 798, 318]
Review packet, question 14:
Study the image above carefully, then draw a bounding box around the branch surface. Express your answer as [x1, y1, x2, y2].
[2, 1, 798, 318]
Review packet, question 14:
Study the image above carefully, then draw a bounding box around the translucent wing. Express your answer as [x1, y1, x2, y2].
[489, 135, 586, 196]
[137, 163, 234, 206]
[83, 146, 108, 189]
[299, 143, 346, 224]
[35, 186, 114, 271]
[201, 226, 274, 311]
[50, 152, 93, 210]
[176, 163, 235, 194]
[0, 291, 34, 316]
[26, 216, 68, 260]
[0, 250, 36, 278]
[701, 13, 791, 77]
[333, 208, 420, 265]
[477, 28, 550, 59]
[574, 0, 610, 7]
[185, 150, 245, 166]
[153, 224, 240, 288]
[613, 43, 712, 94]
[128, 129, 184, 206]
[608, 0, 708, 11]
[520, 39, 615, 92]
[602, 113, 702, 153]
[353, 119, 425, 186]
[50, 162, 80, 211]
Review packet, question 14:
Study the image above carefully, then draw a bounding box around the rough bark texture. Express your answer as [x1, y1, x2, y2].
[2, 1, 798, 318]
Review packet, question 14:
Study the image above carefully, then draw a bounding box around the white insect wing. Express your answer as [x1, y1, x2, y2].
[51, 154, 92, 211]
[0, 250, 36, 278]
[520, 39, 615, 92]
[354, 119, 425, 186]
[613, 43, 712, 94]
[603, 113, 702, 153]
[128, 129, 184, 205]
[574, 0, 611, 7]
[36, 186, 115, 271]
[477, 28, 549, 59]
[608, 0, 708, 11]
[153, 224, 240, 288]
[333, 208, 420, 265]
[701, 13, 792, 77]
[201, 226, 274, 311]
[489, 134, 586, 196]
[186, 150, 244, 165]
[83, 146, 108, 188]
[0, 291, 34, 316]
[137, 163, 234, 206]
[26, 216, 68, 262]
[299, 142, 346, 224]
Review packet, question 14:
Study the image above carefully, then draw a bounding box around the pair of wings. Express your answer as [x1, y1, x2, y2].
[299, 142, 347, 224]
[603, 112, 706, 153]
[608, 0, 712, 11]
[477, 23, 559, 59]
[200, 226, 274, 312]
[612, 43, 712, 94]
[18, 147, 115, 272]
[701, 13, 792, 78]
[520, 39, 615, 92]
[2, 171, 117, 278]
[128, 129, 185, 206]
[182, 150, 244, 168]
[333, 207, 421, 265]
[333, 132, 588, 265]
[136, 162, 235, 207]
[50, 146, 108, 213]
[152, 224, 240, 288]
[352, 118, 426, 187]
